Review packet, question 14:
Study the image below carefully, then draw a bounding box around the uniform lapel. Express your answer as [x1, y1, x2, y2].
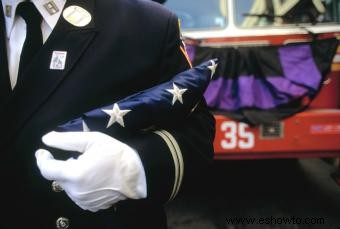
[0, 0, 98, 148]
[0, 1, 12, 108]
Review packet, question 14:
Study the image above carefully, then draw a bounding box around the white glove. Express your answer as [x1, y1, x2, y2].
[35, 131, 147, 212]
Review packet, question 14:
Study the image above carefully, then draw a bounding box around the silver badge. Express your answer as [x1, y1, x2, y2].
[43, 1, 59, 15]
[5, 5, 12, 17]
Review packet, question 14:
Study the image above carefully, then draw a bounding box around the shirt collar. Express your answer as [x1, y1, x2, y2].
[2, 0, 66, 38]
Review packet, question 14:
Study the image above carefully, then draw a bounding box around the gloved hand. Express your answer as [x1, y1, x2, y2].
[35, 131, 147, 212]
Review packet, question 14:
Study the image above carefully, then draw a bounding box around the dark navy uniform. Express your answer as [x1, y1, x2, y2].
[0, 0, 215, 228]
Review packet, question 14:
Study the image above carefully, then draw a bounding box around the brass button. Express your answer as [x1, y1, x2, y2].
[56, 217, 70, 229]
[52, 181, 63, 192]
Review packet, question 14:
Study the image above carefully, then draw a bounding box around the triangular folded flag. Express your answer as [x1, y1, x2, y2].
[56, 59, 217, 132]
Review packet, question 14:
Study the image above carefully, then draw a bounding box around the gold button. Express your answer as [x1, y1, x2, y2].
[52, 181, 63, 192]
[56, 217, 70, 229]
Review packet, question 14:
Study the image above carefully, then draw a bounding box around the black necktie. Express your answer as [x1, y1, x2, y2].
[16, 1, 43, 82]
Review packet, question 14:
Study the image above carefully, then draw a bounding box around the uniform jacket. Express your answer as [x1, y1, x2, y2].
[0, 0, 215, 228]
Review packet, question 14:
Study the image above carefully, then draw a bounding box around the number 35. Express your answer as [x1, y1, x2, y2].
[220, 121, 255, 149]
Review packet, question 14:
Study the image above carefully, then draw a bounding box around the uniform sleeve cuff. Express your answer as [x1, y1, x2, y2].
[123, 130, 183, 204]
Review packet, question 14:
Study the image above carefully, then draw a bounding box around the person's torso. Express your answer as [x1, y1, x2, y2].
[0, 0, 173, 228]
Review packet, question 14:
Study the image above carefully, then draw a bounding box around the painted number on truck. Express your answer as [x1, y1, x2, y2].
[220, 121, 255, 149]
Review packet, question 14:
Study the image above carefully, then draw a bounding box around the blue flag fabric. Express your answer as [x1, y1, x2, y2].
[56, 59, 217, 133]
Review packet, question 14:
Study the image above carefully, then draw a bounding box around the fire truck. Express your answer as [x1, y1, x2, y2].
[162, 0, 340, 180]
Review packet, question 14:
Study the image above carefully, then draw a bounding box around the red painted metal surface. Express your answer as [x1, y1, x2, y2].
[193, 30, 340, 160]
[213, 110, 340, 160]
[194, 32, 340, 46]
[310, 72, 339, 109]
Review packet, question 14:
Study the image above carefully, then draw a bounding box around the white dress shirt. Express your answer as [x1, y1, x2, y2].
[2, 0, 66, 89]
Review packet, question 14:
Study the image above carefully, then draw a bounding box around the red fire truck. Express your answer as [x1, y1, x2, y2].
[163, 0, 340, 176]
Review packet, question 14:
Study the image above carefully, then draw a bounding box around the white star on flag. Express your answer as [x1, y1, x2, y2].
[82, 120, 90, 132]
[102, 103, 131, 128]
[56, 59, 216, 133]
[166, 83, 188, 105]
[208, 60, 218, 79]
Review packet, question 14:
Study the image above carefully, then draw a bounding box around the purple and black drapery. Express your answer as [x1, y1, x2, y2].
[188, 38, 339, 125]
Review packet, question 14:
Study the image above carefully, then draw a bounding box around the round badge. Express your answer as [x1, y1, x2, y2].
[62, 5, 92, 27]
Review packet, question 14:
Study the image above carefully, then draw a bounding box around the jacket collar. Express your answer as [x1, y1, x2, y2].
[2, 0, 66, 38]
[0, 0, 98, 149]
[53, 0, 96, 32]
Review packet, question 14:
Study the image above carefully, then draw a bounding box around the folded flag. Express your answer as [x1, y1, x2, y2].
[56, 59, 218, 132]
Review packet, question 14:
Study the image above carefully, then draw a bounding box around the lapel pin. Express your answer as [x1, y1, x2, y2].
[5, 5, 12, 17]
[62, 5, 92, 27]
[50, 51, 67, 70]
[43, 1, 59, 15]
